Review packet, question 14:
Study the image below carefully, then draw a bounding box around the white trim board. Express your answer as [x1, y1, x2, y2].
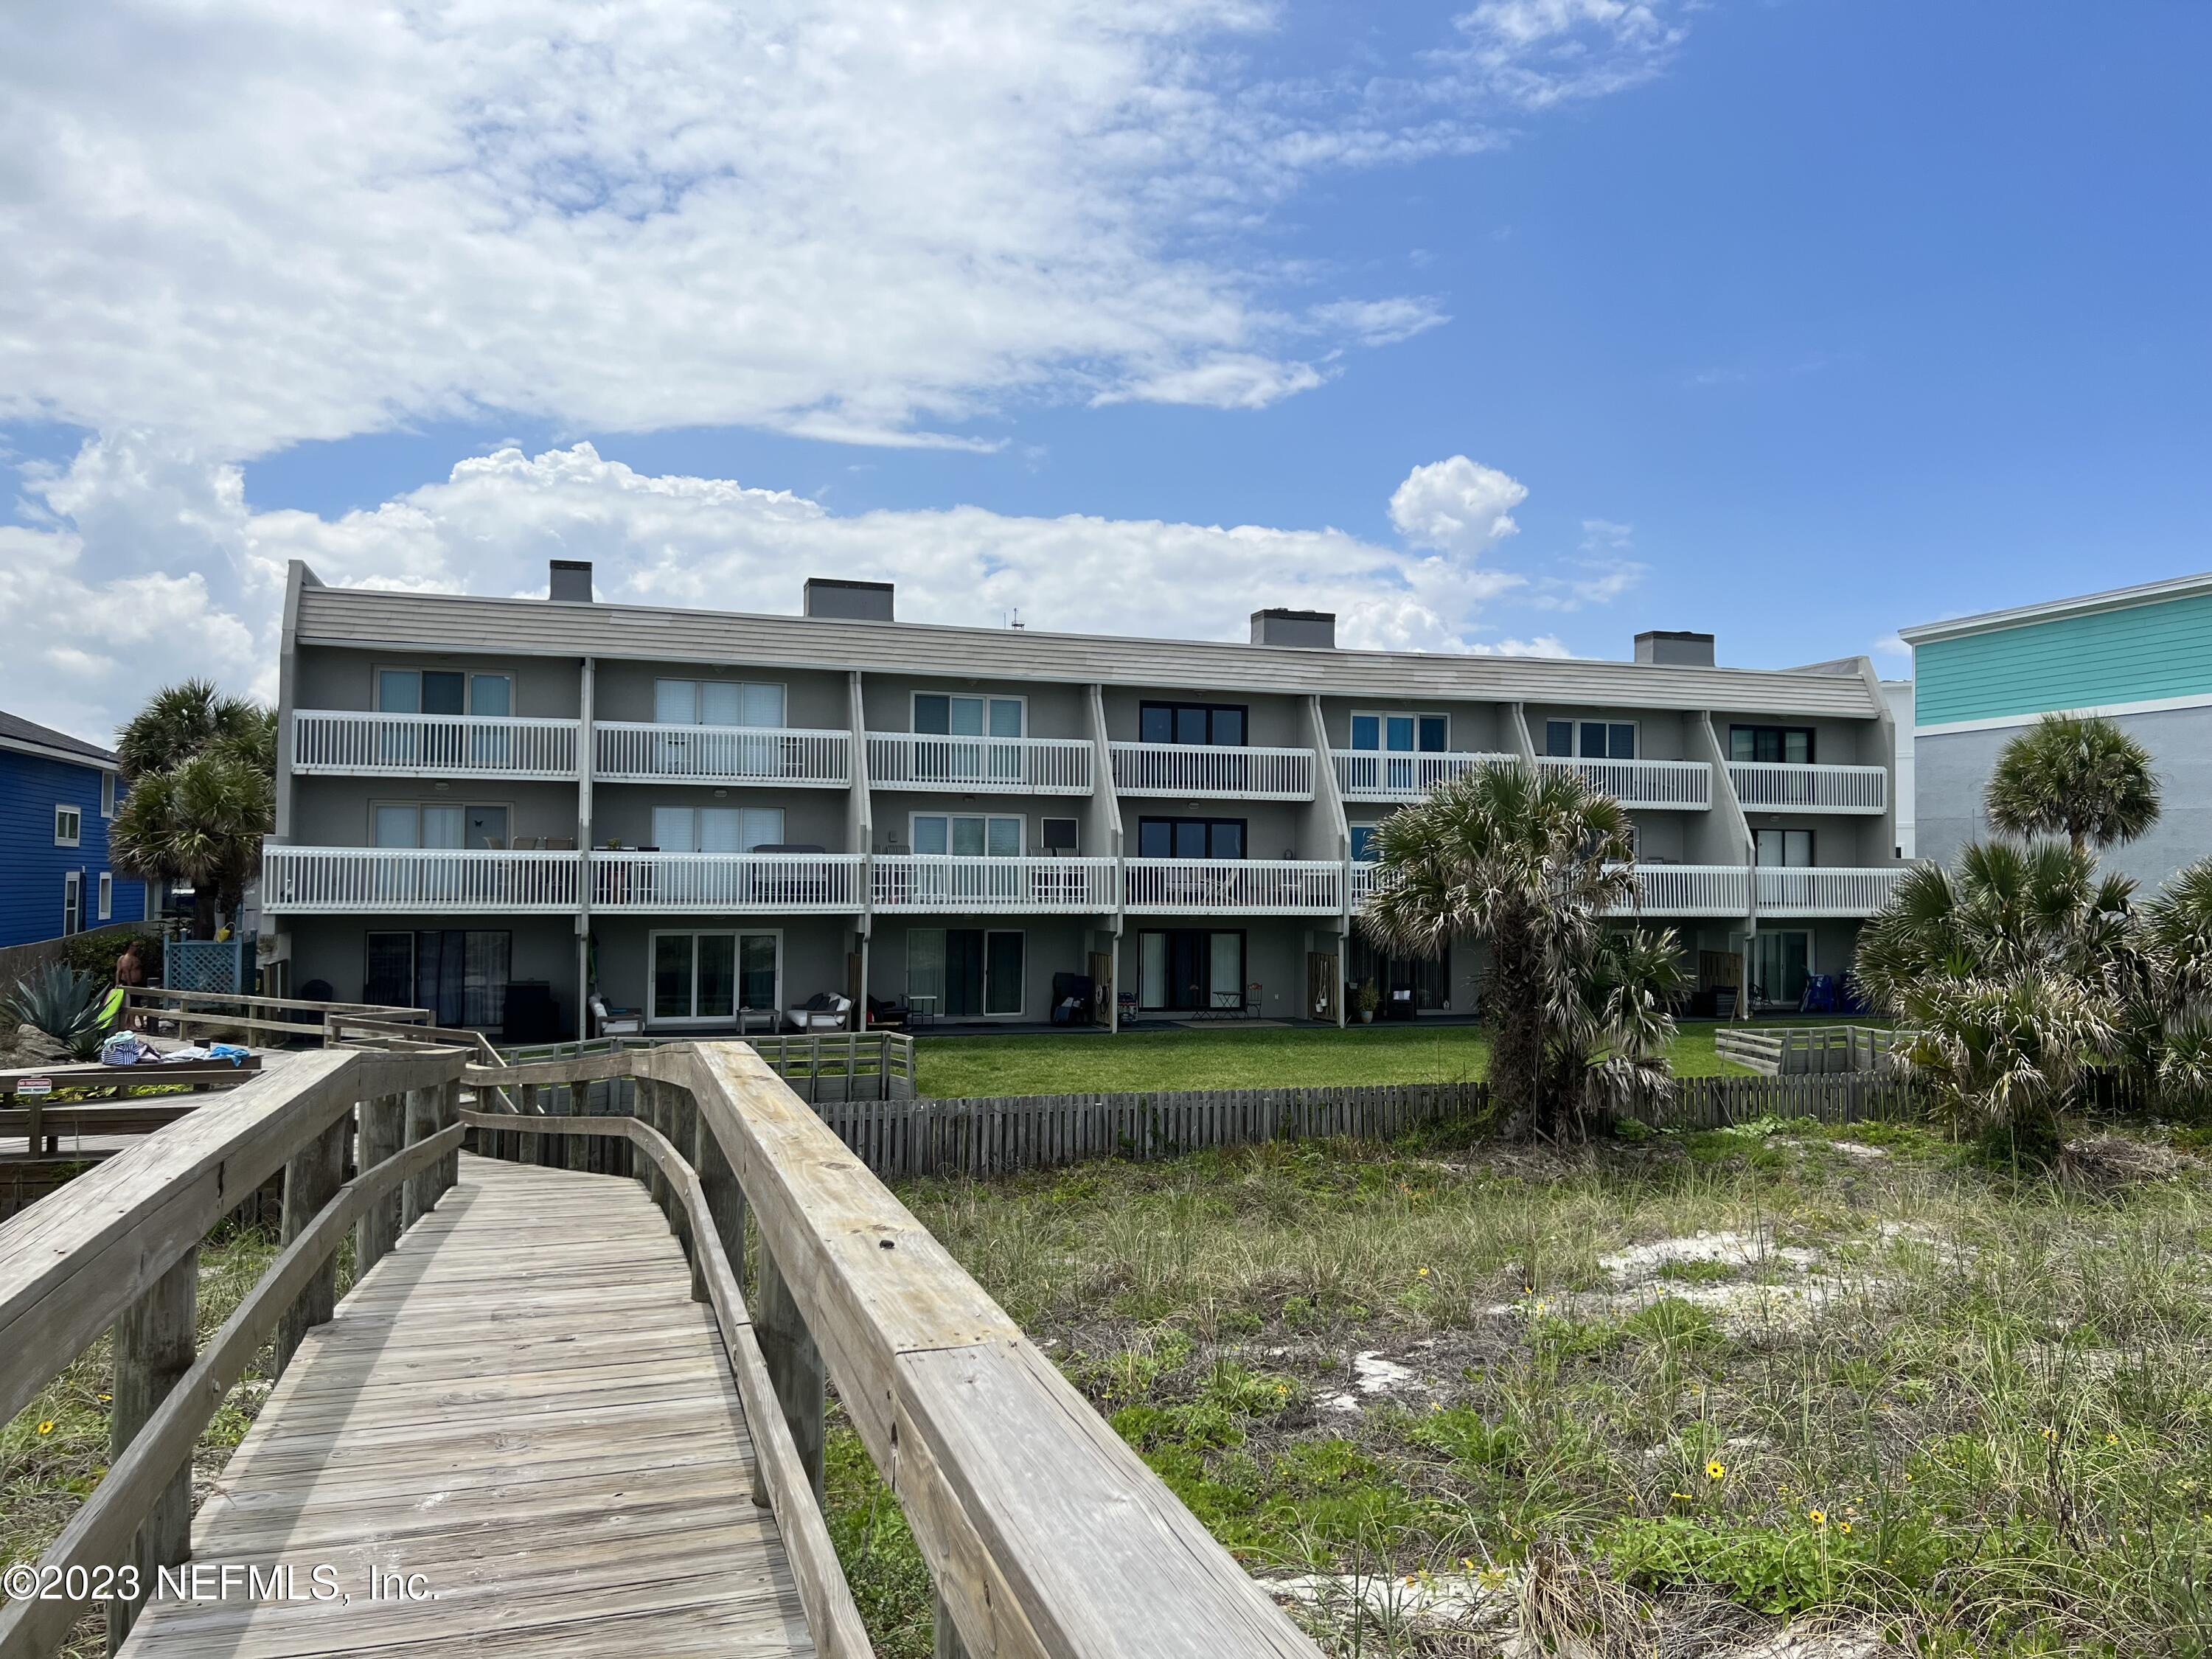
[1916, 689, 2212, 738]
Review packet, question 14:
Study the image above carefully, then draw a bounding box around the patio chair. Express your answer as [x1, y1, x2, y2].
[786, 992, 853, 1032]
[511, 835, 541, 850]
[866, 994, 914, 1032]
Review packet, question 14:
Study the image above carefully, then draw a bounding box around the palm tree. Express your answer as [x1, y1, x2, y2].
[117, 679, 272, 780]
[110, 749, 274, 938]
[1984, 712, 2160, 857]
[1360, 763, 1682, 1140]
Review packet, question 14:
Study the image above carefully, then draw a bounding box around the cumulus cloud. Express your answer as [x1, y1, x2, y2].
[1388, 456, 1530, 557]
[0, 438, 1647, 741]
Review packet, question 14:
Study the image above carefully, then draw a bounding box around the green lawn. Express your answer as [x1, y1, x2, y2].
[915, 1018, 1875, 1098]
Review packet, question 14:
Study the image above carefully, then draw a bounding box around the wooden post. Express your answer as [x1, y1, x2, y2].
[754, 1240, 826, 1507]
[403, 1085, 440, 1228]
[439, 1076, 462, 1194]
[105, 1248, 196, 1655]
[518, 1082, 540, 1165]
[695, 1106, 747, 1293]
[356, 1093, 406, 1274]
[275, 1110, 350, 1374]
[935, 1593, 973, 1659]
[568, 1079, 588, 1170]
[670, 1088, 704, 1303]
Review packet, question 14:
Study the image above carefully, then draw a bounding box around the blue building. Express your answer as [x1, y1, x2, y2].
[0, 710, 149, 949]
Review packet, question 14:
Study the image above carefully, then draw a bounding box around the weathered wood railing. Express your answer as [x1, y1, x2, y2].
[128, 985, 432, 1046]
[0, 1044, 470, 1656]
[462, 1042, 1323, 1658]
[2, 1060, 264, 1160]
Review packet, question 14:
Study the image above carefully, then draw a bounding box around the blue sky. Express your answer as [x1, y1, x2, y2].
[4, 1, 2208, 741]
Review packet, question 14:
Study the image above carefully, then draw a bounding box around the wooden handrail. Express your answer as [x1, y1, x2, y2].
[131, 986, 431, 1020]
[456, 1108, 871, 1659]
[0, 1121, 465, 1658]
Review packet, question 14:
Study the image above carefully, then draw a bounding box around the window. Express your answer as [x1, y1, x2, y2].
[1348, 935, 1451, 1012]
[62, 872, 83, 936]
[911, 814, 1023, 857]
[907, 928, 1025, 1019]
[1755, 828, 1814, 867]
[655, 678, 786, 728]
[376, 667, 512, 716]
[1138, 929, 1245, 1012]
[54, 804, 80, 847]
[1749, 931, 1812, 1007]
[650, 805, 785, 852]
[372, 802, 509, 849]
[1040, 817, 1079, 852]
[98, 872, 113, 922]
[101, 772, 116, 818]
[1731, 725, 1815, 764]
[914, 692, 1023, 739]
[1349, 712, 1448, 753]
[1349, 822, 1381, 861]
[1139, 702, 1247, 746]
[1137, 817, 1245, 859]
[652, 930, 782, 1024]
[1544, 720, 1637, 759]
[367, 931, 513, 1026]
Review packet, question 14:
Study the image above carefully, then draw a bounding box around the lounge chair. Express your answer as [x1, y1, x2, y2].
[786, 992, 852, 1032]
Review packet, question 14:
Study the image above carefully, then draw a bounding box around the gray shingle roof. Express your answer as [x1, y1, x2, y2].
[0, 709, 119, 766]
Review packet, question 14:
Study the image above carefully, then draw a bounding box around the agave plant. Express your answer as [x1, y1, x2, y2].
[1, 962, 109, 1059]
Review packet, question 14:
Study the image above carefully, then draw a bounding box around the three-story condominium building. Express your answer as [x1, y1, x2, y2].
[262, 560, 1905, 1037]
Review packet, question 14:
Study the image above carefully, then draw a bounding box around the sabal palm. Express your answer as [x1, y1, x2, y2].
[110, 749, 274, 936]
[1984, 712, 2160, 856]
[118, 679, 274, 779]
[1360, 763, 1675, 1139]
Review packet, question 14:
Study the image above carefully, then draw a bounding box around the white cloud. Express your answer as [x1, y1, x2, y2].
[1388, 456, 1530, 557]
[1873, 632, 1911, 659]
[0, 0, 1691, 456]
[1447, 0, 1688, 108]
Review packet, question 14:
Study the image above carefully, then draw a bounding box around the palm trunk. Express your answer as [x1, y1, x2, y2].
[1488, 909, 1550, 1139]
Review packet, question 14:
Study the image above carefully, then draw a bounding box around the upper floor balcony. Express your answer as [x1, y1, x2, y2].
[291, 710, 580, 782]
[1728, 762, 1888, 815]
[261, 845, 582, 914]
[871, 855, 1117, 914]
[1110, 742, 1315, 801]
[588, 850, 863, 914]
[1534, 755, 1711, 811]
[1124, 858, 1341, 915]
[866, 733, 1093, 795]
[1332, 749, 1515, 803]
[1756, 866, 1906, 917]
[595, 722, 851, 787]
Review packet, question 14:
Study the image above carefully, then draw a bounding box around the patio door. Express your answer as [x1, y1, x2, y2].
[1138, 928, 1245, 1012]
[1350, 711, 1447, 793]
[907, 928, 1025, 1019]
[1750, 931, 1811, 1008]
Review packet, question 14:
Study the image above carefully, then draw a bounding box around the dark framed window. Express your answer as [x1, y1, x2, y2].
[1731, 725, 1815, 764]
[1140, 701, 1247, 746]
[1137, 928, 1247, 1012]
[1544, 719, 1636, 759]
[1138, 817, 1246, 859]
[366, 929, 513, 1026]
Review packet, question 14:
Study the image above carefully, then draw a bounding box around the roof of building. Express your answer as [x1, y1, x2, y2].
[288, 565, 1885, 719]
[0, 709, 119, 769]
[1899, 571, 2212, 647]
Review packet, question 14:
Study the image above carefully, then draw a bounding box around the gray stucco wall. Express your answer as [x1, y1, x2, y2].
[1918, 706, 2212, 894]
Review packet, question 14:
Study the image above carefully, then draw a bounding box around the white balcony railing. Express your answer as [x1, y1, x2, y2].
[871, 855, 1119, 913]
[1332, 750, 1515, 801]
[1756, 866, 1906, 917]
[588, 852, 863, 914]
[1536, 755, 1711, 810]
[260, 846, 582, 914]
[866, 734, 1093, 794]
[594, 722, 851, 787]
[1110, 742, 1315, 800]
[1622, 864, 1753, 917]
[1728, 762, 1888, 815]
[1123, 858, 1342, 914]
[291, 711, 580, 780]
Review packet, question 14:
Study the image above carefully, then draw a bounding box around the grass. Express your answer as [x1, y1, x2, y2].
[824, 1110, 2212, 1656]
[915, 1018, 1876, 1098]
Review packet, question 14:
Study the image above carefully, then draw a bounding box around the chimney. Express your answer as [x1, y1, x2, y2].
[548, 560, 594, 603]
[1635, 629, 1714, 668]
[804, 577, 895, 622]
[1251, 608, 1336, 649]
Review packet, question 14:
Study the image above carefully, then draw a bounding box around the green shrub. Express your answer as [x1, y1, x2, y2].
[2, 963, 108, 1057]
[58, 927, 163, 984]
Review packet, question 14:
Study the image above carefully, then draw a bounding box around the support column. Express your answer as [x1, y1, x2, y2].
[276, 1110, 350, 1374]
[439, 1076, 461, 1194]
[356, 1093, 406, 1273]
[403, 1085, 440, 1228]
[568, 1079, 589, 1170]
[754, 1242, 826, 1507]
[106, 1251, 197, 1655]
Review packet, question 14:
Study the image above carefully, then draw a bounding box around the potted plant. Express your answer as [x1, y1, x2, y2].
[1354, 979, 1380, 1023]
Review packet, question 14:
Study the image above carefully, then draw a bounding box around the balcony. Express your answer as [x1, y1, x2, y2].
[594, 722, 851, 787]
[588, 852, 863, 914]
[261, 846, 581, 914]
[1624, 864, 1752, 917]
[1332, 750, 1514, 803]
[1124, 858, 1342, 915]
[871, 855, 1118, 914]
[1535, 755, 1711, 810]
[291, 711, 580, 781]
[866, 733, 1093, 795]
[1756, 866, 1906, 917]
[1728, 762, 1888, 815]
[1110, 742, 1315, 801]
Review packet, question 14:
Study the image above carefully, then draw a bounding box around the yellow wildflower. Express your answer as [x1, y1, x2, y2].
[1417, 1266, 1430, 1277]
[36, 1421, 55, 1435]
[1808, 1509, 1826, 1526]
[1840, 1522, 1852, 1534]
[1706, 1460, 1727, 1481]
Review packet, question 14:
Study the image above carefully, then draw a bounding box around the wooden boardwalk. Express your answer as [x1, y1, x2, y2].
[122, 1152, 815, 1658]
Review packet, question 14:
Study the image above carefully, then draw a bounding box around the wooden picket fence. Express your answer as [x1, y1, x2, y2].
[1660, 1071, 1920, 1130]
